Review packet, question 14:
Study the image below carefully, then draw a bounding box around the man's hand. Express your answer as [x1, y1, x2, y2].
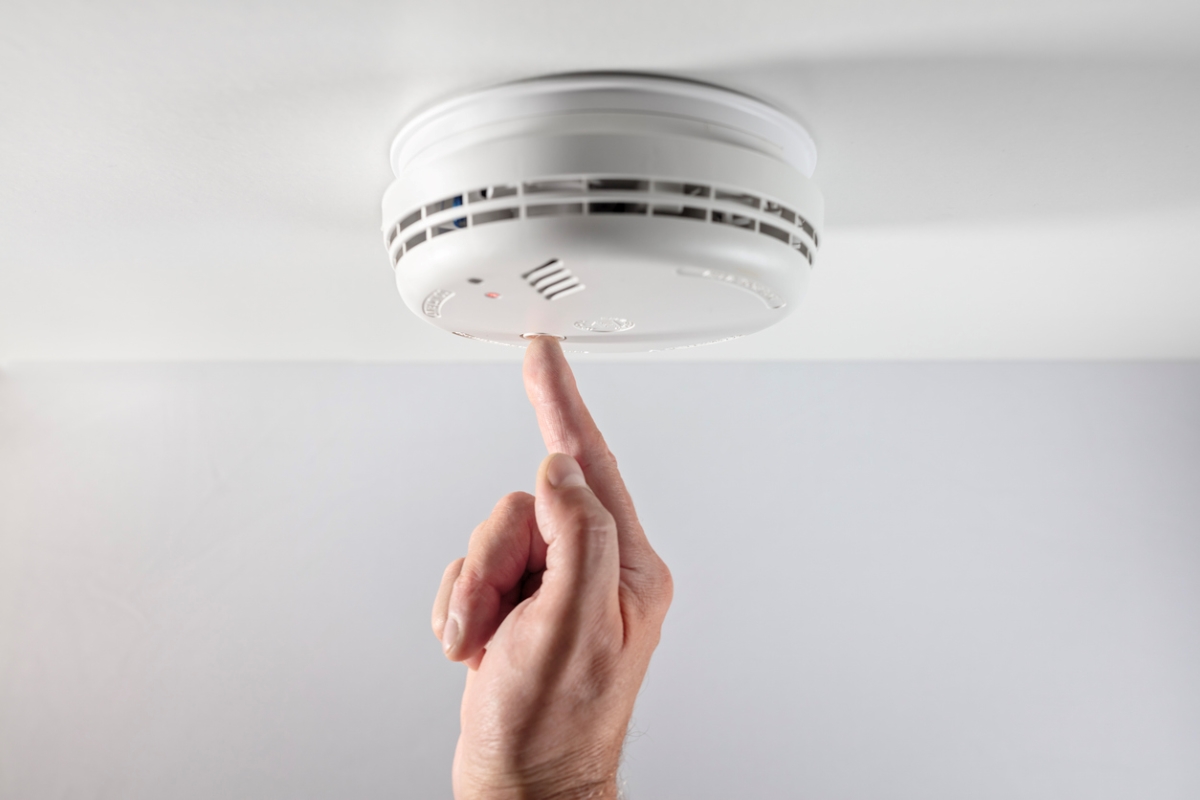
[431, 336, 673, 800]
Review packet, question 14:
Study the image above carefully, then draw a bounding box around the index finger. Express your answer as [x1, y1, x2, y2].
[522, 337, 650, 561]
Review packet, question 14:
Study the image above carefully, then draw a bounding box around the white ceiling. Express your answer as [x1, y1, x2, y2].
[2, 0, 1199, 361]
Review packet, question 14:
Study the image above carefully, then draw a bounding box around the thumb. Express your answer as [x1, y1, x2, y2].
[534, 453, 621, 618]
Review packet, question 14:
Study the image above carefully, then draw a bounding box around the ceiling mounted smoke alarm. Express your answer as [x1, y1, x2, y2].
[381, 73, 823, 352]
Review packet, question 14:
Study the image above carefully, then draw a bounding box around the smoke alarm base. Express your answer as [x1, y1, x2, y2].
[381, 74, 824, 352]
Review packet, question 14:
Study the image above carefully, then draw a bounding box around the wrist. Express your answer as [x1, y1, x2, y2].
[459, 777, 618, 800]
[455, 721, 626, 800]
[456, 752, 620, 800]
[467, 780, 617, 800]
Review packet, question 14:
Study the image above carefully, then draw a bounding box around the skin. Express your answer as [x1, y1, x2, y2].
[431, 336, 674, 800]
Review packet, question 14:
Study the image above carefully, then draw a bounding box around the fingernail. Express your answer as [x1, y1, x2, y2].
[442, 614, 460, 655]
[547, 453, 587, 489]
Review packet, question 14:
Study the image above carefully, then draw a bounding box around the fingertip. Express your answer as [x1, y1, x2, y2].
[523, 334, 564, 374]
[544, 452, 587, 489]
[442, 556, 466, 583]
[432, 557, 465, 640]
[441, 613, 461, 658]
[492, 490, 536, 517]
[527, 332, 581, 393]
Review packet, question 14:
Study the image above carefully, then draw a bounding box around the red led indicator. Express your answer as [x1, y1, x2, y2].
[485, 292, 501, 299]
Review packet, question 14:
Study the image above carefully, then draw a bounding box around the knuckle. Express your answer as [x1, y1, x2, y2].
[494, 491, 534, 515]
[472, 492, 533, 536]
[452, 567, 483, 597]
[655, 556, 674, 596]
[630, 556, 674, 622]
[468, 491, 533, 544]
[559, 496, 616, 537]
[441, 557, 465, 582]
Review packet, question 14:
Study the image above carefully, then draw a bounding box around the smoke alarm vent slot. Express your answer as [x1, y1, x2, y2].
[431, 221, 463, 237]
[398, 209, 422, 232]
[759, 222, 790, 243]
[545, 283, 585, 300]
[528, 203, 583, 217]
[715, 190, 760, 209]
[589, 202, 648, 215]
[468, 185, 518, 202]
[405, 230, 427, 250]
[525, 179, 585, 194]
[426, 195, 464, 215]
[798, 219, 819, 246]
[764, 202, 796, 224]
[655, 181, 710, 197]
[523, 259, 565, 281]
[537, 274, 573, 291]
[522, 259, 585, 300]
[472, 208, 519, 225]
[712, 210, 756, 230]
[653, 205, 707, 220]
[588, 178, 649, 192]
[792, 239, 813, 263]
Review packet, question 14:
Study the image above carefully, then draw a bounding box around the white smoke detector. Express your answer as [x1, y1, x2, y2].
[381, 73, 823, 352]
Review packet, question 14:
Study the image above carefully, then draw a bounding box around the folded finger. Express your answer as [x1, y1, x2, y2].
[444, 491, 546, 662]
[431, 557, 465, 642]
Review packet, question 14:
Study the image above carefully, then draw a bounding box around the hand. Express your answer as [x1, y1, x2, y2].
[431, 336, 673, 800]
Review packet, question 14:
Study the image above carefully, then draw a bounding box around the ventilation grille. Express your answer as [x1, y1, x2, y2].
[522, 259, 585, 301]
[385, 177, 820, 268]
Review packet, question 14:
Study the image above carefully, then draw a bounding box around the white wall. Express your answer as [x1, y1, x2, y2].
[1, 363, 1198, 799]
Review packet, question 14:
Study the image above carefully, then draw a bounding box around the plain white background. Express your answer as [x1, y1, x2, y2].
[2, 362, 1198, 799]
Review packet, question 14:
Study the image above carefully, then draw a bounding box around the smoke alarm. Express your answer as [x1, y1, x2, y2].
[381, 73, 823, 352]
